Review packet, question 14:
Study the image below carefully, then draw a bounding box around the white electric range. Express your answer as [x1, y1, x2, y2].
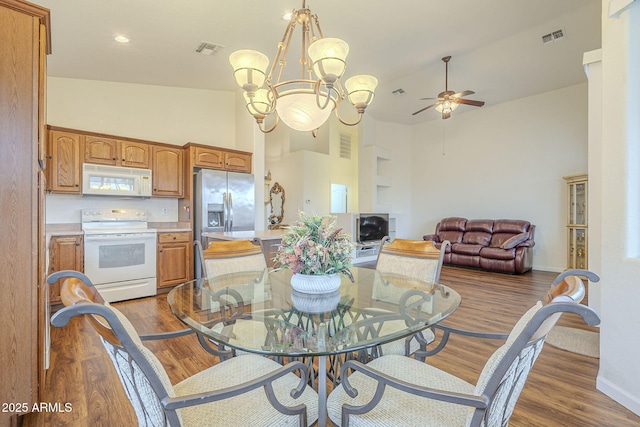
[82, 208, 157, 302]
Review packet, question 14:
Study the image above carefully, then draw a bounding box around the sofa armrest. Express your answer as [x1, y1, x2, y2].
[423, 234, 440, 242]
[517, 239, 535, 248]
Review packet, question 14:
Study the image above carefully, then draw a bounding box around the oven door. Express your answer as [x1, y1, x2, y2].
[84, 232, 157, 285]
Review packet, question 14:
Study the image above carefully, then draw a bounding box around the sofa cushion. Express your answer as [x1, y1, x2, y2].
[465, 219, 494, 233]
[500, 232, 529, 249]
[439, 231, 464, 244]
[438, 217, 467, 232]
[462, 231, 492, 246]
[452, 243, 484, 256]
[493, 220, 530, 234]
[480, 247, 517, 260]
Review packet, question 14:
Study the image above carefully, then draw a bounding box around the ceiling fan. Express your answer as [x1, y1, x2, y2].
[412, 56, 485, 119]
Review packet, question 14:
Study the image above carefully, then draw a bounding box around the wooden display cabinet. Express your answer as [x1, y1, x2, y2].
[564, 174, 588, 269]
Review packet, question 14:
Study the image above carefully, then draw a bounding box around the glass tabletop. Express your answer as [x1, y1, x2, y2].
[167, 266, 461, 357]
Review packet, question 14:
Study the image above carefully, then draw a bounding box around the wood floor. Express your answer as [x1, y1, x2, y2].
[24, 266, 640, 426]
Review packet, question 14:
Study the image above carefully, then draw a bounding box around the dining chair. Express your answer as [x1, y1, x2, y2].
[49, 270, 319, 427]
[369, 237, 450, 358]
[326, 269, 600, 427]
[195, 239, 268, 280]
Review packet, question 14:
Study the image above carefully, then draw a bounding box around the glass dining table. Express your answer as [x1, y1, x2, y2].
[167, 266, 461, 426]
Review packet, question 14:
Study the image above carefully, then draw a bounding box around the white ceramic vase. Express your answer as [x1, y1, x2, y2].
[290, 290, 341, 313]
[290, 273, 341, 294]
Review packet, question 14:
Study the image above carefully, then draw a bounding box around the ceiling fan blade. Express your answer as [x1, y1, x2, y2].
[455, 98, 485, 107]
[412, 103, 437, 116]
[419, 97, 437, 100]
[452, 90, 475, 98]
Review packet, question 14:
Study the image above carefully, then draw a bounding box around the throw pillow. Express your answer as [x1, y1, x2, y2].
[501, 232, 529, 249]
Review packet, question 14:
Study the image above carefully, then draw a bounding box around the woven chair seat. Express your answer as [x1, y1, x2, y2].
[177, 355, 319, 426]
[327, 355, 474, 426]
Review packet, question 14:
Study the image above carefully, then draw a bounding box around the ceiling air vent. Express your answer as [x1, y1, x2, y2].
[392, 88, 406, 96]
[339, 134, 352, 160]
[196, 42, 224, 56]
[542, 29, 565, 45]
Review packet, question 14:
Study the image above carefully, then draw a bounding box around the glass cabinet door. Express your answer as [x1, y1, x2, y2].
[569, 181, 587, 226]
[568, 227, 587, 269]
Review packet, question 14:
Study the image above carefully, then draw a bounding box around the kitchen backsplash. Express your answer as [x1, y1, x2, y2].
[46, 194, 179, 224]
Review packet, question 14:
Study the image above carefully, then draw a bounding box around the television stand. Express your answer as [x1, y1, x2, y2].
[352, 241, 382, 265]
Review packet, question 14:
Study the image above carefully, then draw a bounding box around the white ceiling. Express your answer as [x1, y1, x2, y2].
[38, 0, 601, 125]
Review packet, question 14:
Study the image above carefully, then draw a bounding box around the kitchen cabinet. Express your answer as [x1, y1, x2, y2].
[224, 151, 252, 173]
[85, 136, 150, 169]
[152, 145, 184, 197]
[193, 146, 224, 169]
[0, 1, 50, 424]
[564, 174, 588, 270]
[47, 235, 84, 307]
[191, 144, 252, 173]
[157, 231, 193, 289]
[47, 130, 82, 194]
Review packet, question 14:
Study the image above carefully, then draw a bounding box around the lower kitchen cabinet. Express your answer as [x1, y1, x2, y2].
[48, 234, 84, 307]
[157, 231, 193, 290]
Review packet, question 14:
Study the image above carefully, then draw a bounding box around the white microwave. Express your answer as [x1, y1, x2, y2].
[82, 164, 152, 197]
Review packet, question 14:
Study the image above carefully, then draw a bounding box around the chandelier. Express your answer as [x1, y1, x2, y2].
[229, 0, 378, 134]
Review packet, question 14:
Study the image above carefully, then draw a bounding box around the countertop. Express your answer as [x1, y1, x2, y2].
[202, 230, 285, 241]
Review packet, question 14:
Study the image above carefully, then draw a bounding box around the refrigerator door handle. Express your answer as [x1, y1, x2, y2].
[228, 192, 233, 231]
[223, 192, 228, 231]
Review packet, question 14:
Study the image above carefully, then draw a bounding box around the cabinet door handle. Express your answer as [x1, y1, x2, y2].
[159, 249, 163, 253]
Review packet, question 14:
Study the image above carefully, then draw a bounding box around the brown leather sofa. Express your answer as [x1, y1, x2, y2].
[423, 217, 535, 274]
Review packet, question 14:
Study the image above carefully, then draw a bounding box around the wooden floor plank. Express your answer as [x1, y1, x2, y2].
[24, 266, 640, 426]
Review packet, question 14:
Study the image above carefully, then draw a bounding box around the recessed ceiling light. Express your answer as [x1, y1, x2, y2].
[115, 35, 130, 43]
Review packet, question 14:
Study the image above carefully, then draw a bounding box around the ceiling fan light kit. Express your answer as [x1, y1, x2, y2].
[229, 0, 377, 134]
[413, 55, 485, 119]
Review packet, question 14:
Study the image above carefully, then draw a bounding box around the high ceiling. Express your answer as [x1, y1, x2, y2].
[37, 0, 601, 125]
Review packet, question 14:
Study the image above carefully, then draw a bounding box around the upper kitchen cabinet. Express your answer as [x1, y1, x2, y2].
[47, 130, 82, 194]
[193, 146, 224, 169]
[152, 145, 183, 197]
[224, 151, 252, 173]
[188, 143, 252, 173]
[85, 135, 150, 169]
[121, 140, 150, 168]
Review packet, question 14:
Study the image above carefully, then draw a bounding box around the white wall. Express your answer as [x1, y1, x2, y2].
[265, 117, 360, 227]
[47, 77, 236, 147]
[359, 119, 413, 239]
[408, 84, 588, 272]
[596, 0, 640, 415]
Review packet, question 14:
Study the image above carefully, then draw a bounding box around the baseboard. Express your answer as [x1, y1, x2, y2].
[531, 265, 564, 273]
[596, 375, 640, 416]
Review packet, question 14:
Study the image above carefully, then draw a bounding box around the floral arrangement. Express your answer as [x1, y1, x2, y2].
[273, 212, 354, 281]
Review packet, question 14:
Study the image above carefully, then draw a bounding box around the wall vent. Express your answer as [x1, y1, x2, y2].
[196, 42, 224, 55]
[339, 134, 352, 160]
[542, 29, 565, 45]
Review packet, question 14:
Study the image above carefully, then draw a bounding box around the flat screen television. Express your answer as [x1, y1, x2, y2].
[358, 213, 389, 243]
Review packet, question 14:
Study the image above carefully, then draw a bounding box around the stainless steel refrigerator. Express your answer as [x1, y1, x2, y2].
[194, 169, 255, 244]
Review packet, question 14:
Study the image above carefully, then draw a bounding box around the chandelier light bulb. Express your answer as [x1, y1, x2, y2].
[229, 50, 269, 91]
